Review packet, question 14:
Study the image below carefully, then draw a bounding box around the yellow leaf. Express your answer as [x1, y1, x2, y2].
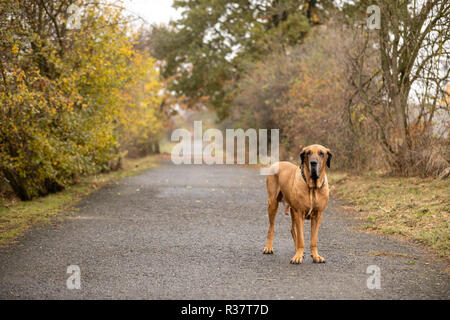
[11, 44, 19, 55]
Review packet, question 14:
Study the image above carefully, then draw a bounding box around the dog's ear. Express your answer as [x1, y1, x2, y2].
[326, 149, 332, 168]
[299, 147, 307, 165]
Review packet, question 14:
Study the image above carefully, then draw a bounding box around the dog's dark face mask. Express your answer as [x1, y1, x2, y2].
[309, 158, 320, 180]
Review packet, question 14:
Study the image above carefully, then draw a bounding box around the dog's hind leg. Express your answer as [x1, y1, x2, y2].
[263, 175, 280, 254]
[263, 198, 278, 254]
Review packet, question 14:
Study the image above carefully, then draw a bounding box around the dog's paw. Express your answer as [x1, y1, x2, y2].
[263, 247, 274, 254]
[290, 253, 304, 264]
[311, 255, 326, 263]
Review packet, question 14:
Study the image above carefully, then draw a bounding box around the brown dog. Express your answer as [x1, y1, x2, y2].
[263, 144, 332, 264]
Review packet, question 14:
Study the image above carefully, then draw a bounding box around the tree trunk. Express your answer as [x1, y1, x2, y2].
[153, 141, 160, 154]
[2, 169, 33, 200]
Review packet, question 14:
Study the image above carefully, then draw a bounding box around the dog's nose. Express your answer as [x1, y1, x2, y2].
[310, 159, 318, 166]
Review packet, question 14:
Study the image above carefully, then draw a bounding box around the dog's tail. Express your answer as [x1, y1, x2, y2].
[266, 162, 280, 176]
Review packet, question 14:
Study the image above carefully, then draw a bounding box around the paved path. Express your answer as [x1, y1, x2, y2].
[0, 162, 448, 299]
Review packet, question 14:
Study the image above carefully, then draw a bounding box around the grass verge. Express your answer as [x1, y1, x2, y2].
[328, 171, 449, 258]
[0, 155, 160, 247]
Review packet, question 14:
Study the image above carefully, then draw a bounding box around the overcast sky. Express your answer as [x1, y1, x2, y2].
[120, 0, 181, 26]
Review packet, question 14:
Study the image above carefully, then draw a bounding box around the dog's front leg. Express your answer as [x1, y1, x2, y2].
[310, 210, 325, 263]
[290, 210, 305, 264]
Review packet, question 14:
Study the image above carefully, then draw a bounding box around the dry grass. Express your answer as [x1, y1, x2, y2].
[0, 155, 160, 247]
[328, 171, 450, 258]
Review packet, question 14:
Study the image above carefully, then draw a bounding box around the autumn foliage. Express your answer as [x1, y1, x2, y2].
[0, 1, 165, 200]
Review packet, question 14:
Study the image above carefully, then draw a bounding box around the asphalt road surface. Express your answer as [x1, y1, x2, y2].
[0, 161, 449, 299]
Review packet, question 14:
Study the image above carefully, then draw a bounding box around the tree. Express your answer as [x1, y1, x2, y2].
[119, 53, 165, 157]
[346, 0, 449, 175]
[232, 25, 365, 168]
[150, 0, 336, 119]
[0, 0, 165, 199]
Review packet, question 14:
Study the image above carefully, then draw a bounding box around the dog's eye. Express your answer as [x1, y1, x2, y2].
[307, 151, 311, 156]
[319, 151, 324, 157]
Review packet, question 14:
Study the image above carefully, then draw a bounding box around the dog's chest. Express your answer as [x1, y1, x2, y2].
[289, 188, 328, 214]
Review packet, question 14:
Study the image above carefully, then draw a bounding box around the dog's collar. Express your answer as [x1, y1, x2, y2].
[300, 165, 325, 189]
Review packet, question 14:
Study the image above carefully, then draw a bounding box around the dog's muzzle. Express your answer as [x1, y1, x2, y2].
[309, 159, 320, 180]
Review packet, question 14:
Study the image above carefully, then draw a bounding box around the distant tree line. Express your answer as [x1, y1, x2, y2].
[150, 0, 449, 177]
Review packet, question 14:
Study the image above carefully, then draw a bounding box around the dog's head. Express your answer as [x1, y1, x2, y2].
[300, 144, 332, 185]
